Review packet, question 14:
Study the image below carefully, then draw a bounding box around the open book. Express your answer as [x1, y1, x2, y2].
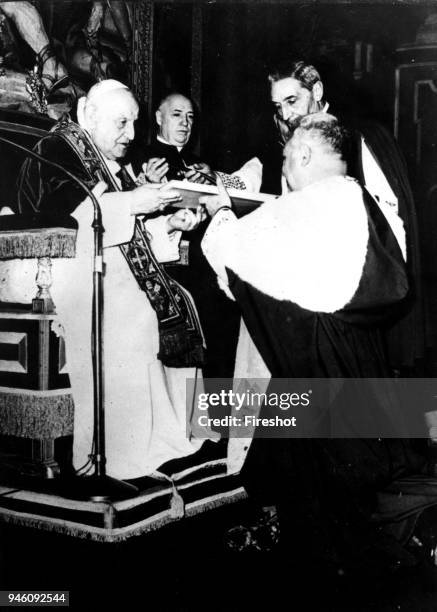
[166, 180, 276, 217]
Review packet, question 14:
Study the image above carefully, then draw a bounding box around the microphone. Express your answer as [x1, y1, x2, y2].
[0, 133, 138, 501]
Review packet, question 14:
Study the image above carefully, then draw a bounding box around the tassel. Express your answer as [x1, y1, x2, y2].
[150, 470, 185, 519]
[170, 488, 185, 519]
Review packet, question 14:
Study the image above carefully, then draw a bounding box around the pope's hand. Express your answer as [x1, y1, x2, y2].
[131, 183, 182, 215]
[199, 174, 232, 216]
[167, 205, 207, 232]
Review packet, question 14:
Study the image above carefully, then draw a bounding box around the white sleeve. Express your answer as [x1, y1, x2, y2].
[72, 194, 182, 262]
[72, 192, 135, 248]
[201, 202, 279, 299]
[143, 214, 182, 263]
[201, 208, 239, 298]
[232, 157, 263, 193]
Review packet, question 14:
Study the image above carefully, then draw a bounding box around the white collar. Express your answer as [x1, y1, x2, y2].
[104, 157, 122, 175]
[103, 157, 134, 182]
[157, 134, 183, 152]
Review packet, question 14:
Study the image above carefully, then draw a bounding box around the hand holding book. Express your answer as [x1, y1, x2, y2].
[199, 174, 233, 216]
[164, 178, 276, 217]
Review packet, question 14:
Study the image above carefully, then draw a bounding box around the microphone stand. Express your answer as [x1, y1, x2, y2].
[0, 135, 138, 501]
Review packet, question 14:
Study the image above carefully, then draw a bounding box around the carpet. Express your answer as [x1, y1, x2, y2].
[0, 458, 246, 542]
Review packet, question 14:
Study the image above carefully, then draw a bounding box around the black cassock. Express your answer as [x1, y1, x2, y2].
[130, 138, 202, 182]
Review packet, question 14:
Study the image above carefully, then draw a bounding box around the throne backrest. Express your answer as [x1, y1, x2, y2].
[0, 108, 55, 212]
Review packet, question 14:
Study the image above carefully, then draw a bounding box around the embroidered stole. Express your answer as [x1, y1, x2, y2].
[51, 116, 206, 367]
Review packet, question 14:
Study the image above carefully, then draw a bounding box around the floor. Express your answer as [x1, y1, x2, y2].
[1, 440, 437, 610]
[1, 498, 437, 611]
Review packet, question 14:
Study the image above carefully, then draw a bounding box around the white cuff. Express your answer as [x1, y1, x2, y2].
[232, 157, 263, 193]
[144, 214, 182, 263]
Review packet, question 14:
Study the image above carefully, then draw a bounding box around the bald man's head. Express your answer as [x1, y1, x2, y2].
[84, 83, 139, 160]
[156, 93, 194, 147]
[283, 113, 348, 191]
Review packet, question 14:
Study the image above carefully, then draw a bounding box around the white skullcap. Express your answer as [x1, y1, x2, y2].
[77, 79, 130, 130]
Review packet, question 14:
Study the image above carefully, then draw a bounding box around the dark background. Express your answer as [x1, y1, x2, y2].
[151, 1, 431, 168]
[150, 0, 437, 364]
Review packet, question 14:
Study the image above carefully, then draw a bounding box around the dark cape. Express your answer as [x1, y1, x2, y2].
[17, 130, 97, 217]
[251, 118, 424, 373]
[347, 119, 425, 374]
[131, 138, 240, 380]
[209, 179, 435, 571]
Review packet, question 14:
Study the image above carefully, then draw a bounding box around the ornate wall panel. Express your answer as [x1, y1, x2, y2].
[394, 44, 437, 350]
[131, 0, 154, 119]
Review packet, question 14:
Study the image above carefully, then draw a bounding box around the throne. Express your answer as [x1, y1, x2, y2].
[0, 109, 76, 478]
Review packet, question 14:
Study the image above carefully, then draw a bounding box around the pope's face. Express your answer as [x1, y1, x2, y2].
[271, 77, 316, 144]
[89, 90, 139, 161]
[157, 95, 194, 147]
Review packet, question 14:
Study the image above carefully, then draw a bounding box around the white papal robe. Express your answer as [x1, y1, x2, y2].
[0, 197, 210, 479]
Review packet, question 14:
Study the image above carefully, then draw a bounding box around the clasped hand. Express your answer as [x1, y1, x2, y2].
[88, 180, 182, 216]
[143, 158, 214, 185]
[143, 158, 169, 183]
